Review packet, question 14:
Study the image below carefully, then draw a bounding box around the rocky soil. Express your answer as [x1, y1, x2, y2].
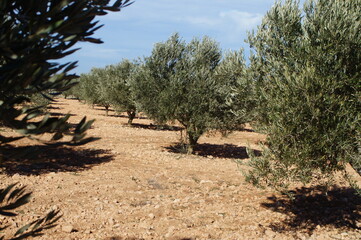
[0, 98, 360, 240]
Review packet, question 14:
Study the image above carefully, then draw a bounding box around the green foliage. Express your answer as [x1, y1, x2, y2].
[0, 1, 132, 239]
[0, 0, 131, 144]
[28, 93, 50, 110]
[75, 59, 138, 122]
[78, 67, 113, 114]
[215, 50, 256, 131]
[62, 86, 77, 99]
[105, 60, 138, 124]
[245, 0, 361, 189]
[91, 67, 113, 115]
[76, 73, 99, 105]
[131, 33, 250, 153]
[22, 92, 51, 114]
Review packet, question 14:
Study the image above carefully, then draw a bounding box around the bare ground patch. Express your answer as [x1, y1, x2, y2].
[0, 98, 360, 240]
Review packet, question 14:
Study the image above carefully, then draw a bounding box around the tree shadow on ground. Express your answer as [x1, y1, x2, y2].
[49, 112, 76, 117]
[241, 128, 255, 133]
[128, 123, 184, 132]
[49, 101, 66, 105]
[165, 143, 262, 159]
[1, 144, 114, 176]
[262, 186, 361, 235]
[110, 114, 148, 120]
[93, 106, 114, 112]
[47, 106, 61, 110]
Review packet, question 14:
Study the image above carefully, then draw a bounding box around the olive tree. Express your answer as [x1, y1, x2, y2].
[245, 0, 361, 190]
[75, 68, 111, 114]
[105, 60, 138, 124]
[76, 73, 98, 105]
[75, 61, 138, 120]
[0, 0, 131, 144]
[0, 0, 132, 238]
[92, 67, 113, 115]
[132, 33, 249, 153]
[214, 50, 256, 131]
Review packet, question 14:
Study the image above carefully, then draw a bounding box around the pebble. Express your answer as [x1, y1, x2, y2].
[108, 218, 115, 225]
[12, 173, 20, 179]
[165, 226, 176, 238]
[265, 229, 275, 237]
[62, 225, 74, 233]
[51, 205, 59, 211]
[200, 180, 213, 184]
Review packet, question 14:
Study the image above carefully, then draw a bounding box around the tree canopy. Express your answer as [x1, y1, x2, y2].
[0, 0, 132, 238]
[0, 0, 132, 145]
[105, 60, 138, 124]
[245, 0, 361, 189]
[131, 33, 250, 153]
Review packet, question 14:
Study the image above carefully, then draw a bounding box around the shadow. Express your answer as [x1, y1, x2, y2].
[47, 106, 61, 110]
[49, 101, 66, 105]
[94, 106, 115, 112]
[64, 122, 95, 131]
[110, 114, 130, 119]
[109, 114, 148, 120]
[49, 112, 76, 117]
[129, 123, 183, 132]
[242, 128, 255, 133]
[262, 186, 361, 234]
[1, 144, 114, 176]
[165, 143, 262, 159]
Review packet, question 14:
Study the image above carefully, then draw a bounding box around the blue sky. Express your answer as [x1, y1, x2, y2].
[63, 0, 277, 74]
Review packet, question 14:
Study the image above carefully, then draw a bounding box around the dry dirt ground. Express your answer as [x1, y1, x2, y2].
[1, 98, 360, 240]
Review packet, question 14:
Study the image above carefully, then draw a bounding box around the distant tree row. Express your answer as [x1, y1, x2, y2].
[0, 0, 358, 238]
[67, 59, 137, 124]
[67, 34, 254, 153]
[66, 0, 360, 191]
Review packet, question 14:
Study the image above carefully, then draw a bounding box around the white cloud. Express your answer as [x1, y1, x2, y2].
[102, 1, 265, 48]
[67, 0, 274, 73]
[183, 16, 218, 27]
[219, 10, 263, 30]
[183, 10, 262, 30]
[180, 10, 263, 45]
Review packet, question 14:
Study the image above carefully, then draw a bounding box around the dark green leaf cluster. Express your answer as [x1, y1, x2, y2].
[245, 0, 361, 189]
[0, 1, 132, 239]
[0, 0, 131, 144]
